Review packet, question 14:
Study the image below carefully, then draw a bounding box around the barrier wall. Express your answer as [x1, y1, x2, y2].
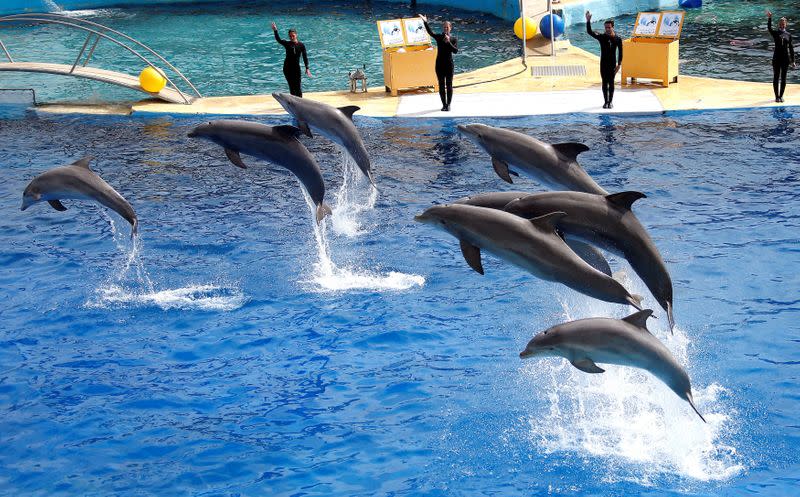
[1, 0, 679, 23]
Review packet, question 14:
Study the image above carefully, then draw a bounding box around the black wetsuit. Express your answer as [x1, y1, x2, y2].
[587, 20, 623, 105]
[768, 17, 795, 100]
[274, 30, 309, 97]
[424, 21, 458, 109]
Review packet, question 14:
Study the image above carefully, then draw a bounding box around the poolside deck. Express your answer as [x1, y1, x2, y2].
[36, 41, 798, 117]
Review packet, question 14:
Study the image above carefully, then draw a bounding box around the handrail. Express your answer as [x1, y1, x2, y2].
[0, 13, 201, 103]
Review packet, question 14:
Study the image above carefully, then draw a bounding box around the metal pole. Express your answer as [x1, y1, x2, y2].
[70, 32, 93, 73]
[83, 32, 101, 67]
[549, 0, 555, 57]
[0, 38, 13, 62]
[521, 0, 527, 66]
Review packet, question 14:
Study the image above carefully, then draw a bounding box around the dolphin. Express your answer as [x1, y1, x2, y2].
[457, 123, 607, 194]
[188, 119, 332, 224]
[520, 310, 706, 422]
[272, 92, 375, 186]
[504, 191, 675, 331]
[415, 204, 642, 309]
[452, 191, 613, 277]
[21, 156, 138, 236]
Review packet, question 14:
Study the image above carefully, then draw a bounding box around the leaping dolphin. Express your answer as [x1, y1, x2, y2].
[188, 120, 332, 224]
[271, 92, 375, 186]
[21, 156, 138, 236]
[457, 123, 607, 194]
[452, 191, 613, 277]
[415, 204, 642, 309]
[504, 191, 676, 331]
[520, 310, 706, 422]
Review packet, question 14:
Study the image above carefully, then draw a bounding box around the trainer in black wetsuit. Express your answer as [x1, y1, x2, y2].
[586, 11, 623, 109]
[421, 15, 458, 111]
[272, 22, 310, 97]
[767, 11, 796, 103]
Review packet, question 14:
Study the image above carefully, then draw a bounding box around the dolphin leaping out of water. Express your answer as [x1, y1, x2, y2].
[457, 123, 607, 195]
[415, 203, 642, 309]
[188, 119, 332, 224]
[520, 310, 706, 422]
[272, 92, 375, 187]
[21, 156, 138, 236]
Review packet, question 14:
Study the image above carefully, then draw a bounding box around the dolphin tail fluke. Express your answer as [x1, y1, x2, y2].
[666, 301, 676, 334]
[686, 391, 707, 423]
[627, 293, 644, 310]
[316, 202, 333, 224]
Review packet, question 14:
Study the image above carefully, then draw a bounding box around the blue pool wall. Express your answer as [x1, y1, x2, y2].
[1, 0, 680, 24]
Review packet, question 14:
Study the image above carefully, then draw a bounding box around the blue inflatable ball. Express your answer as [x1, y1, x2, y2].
[679, 0, 702, 8]
[539, 13, 565, 39]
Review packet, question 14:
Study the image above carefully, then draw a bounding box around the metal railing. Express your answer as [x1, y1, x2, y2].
[0, 13, 202, 104]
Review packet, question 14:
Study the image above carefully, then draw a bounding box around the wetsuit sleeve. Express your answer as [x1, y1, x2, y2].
[791, 35, 796, 64]
[617, 37, 623, 64]
[274, 29, 288, 47]
[586, 20, 600, 39]
[424, 20, 435, 38]
[449, 36, 458, 54]
[301, 44, 309, 69]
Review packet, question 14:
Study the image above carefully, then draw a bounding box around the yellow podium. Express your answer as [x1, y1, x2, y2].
[383, 48, 438, 96]
[621, 11, 684, 87]
[378, 18, 438, 96]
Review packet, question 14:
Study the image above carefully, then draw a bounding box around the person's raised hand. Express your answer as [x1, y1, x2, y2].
[271, 21, 277, 31]
[767, 10, 772, 18]
[586, 11, 592, 22]
[419, 14, 427, 23]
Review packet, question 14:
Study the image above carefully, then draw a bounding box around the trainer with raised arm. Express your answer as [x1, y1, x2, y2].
[272, 21, 311, 97]
[767, 10, 796, 103]
[420, 14, 458, 112]
[586, 11, 622, 109]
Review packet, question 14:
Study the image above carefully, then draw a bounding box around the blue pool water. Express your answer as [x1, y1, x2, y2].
[0, 1, 519, 102]
[1, 107, 799, 495]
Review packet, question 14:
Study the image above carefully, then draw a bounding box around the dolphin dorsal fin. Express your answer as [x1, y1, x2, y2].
[552, 142, 590, 161]
[530, 211, 567, 232]
[71, 156, 94, 170]
[605, 191, 647, 211]
[622, 309, 654, 331]
[273, 124, 303, 138]
[338, 105, 361, 120]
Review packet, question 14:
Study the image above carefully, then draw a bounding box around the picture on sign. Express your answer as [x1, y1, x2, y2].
[402, 18, 430, 45]
[377, 19, 405, 48]
[633, 12, 660, 36]
[657, 11, 685, 38]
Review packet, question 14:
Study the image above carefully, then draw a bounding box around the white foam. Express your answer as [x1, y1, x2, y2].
[329, 154, 378, 237]
[519, 272, 743, 483]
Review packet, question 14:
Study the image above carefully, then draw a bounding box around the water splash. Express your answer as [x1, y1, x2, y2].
[518, 273, 743, 483]
[42, 0, 63, 12]
[86, 215, 246, 311]
[329, 154, 378, 237]
[300, 189, 424, 292]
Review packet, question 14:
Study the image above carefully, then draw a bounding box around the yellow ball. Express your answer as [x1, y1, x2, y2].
[139, 66, 166, 93]
[514, 17, 538, 40]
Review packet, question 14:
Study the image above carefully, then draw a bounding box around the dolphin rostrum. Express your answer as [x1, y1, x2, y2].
[21, 156, 138, 236]
[520, 310, 706, 422]
[504, 191, 675, 331]
[188, 119, 332, 224]
[457, 123, 607, 194]
[415, 203, 642, 309]
[453, 191, 613, 277]
[272, 92, 375, 186]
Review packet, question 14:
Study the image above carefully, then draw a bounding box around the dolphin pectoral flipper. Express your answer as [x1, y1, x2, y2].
[296, 121, 313, 138]
[622, 309, 654, 330]
[316, 203, 333, 224]
[605, 191, 647, 211]
[337, 106, 361, 120]
[459, 239, 484, 275]
[627, 294, 644, 310]
[48, 200, 67, 211]
[492, 157, 514, 183]
[571, 359, 605, 374]
[225, 148, 247, 169]
[565, 239, 612, 276]
[552, 142, 590, 160]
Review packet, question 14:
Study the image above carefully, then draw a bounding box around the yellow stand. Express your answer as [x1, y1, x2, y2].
[382, 47, 438, 96]
[621, 38, 679, 87]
